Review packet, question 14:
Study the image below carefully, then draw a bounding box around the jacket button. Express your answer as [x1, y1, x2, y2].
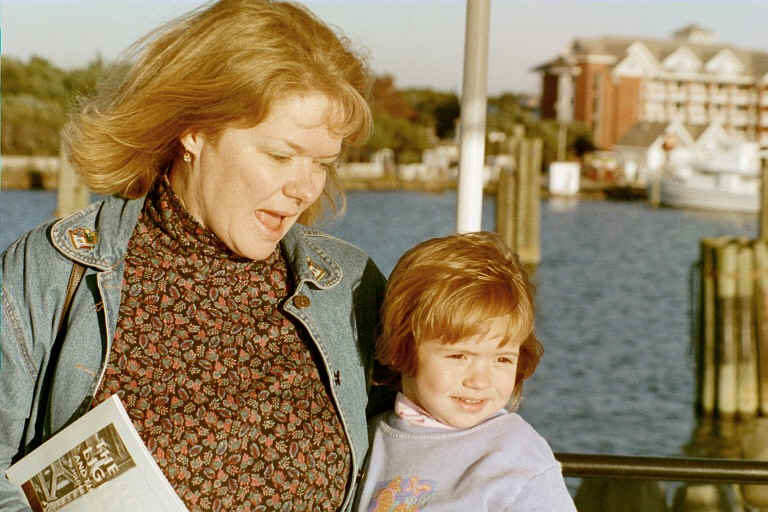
[292, 295, 311, 308]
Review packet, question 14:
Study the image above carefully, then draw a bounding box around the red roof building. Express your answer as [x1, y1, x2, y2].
[535, 25, 768, 149]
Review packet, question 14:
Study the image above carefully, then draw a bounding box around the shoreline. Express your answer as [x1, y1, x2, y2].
[339, 176, 646, 202]
[1, 167, 647, 202]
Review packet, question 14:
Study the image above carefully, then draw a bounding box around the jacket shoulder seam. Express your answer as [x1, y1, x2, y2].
[303, 230, 368, 262]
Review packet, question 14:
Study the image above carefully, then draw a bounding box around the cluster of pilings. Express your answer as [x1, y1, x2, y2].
[696, 237, 768, 418]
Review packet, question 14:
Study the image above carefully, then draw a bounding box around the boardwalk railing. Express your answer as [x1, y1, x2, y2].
[557, 452, 768, 484]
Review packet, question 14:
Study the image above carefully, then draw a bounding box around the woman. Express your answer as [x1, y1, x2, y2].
[0, 1, 389, 510]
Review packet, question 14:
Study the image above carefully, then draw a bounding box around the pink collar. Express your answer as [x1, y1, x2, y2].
[394, 392, 457, 430]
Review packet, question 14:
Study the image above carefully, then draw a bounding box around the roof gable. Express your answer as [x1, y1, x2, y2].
[613, 42, 659, 77]
[705, 48, 745, 75]
[694, 123, 729, 150]
[662, 46, 702, 73]
[664, 120, 695, 148]
[615, 120, 696, 149]
[568, 35, 765, 78]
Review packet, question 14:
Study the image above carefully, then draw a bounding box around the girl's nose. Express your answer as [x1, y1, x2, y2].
[463, 361, 491, 390]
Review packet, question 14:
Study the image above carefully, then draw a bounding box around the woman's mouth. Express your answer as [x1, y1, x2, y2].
[255, 210, 285, 237]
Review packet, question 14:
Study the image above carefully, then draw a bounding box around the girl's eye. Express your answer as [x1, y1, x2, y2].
[497, 357, 516, 364]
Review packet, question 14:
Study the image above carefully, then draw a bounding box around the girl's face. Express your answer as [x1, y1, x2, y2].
[401, 316, 521, 429]
[171, 93, 341, 260]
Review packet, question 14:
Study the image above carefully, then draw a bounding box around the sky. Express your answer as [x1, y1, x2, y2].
[1, 0, 767, 95]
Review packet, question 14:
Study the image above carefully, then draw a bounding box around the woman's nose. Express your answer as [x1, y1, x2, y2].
[284, 160, 323, 203]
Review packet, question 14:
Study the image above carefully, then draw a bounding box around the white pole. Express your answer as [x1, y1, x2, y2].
[456, 0, 490, 233]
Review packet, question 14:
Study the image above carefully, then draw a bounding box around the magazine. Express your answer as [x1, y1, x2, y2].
[5, 395, 187, 511]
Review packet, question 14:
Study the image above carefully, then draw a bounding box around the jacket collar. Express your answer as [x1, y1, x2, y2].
[51, 195, 342, 289]
[51, 195, 145, 271]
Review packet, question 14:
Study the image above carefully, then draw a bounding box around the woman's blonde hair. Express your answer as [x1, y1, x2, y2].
[64, 0, 372, 225]
[377, 231, 543, 408]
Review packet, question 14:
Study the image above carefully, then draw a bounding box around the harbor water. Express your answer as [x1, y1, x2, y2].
[0, 188, 759, 465]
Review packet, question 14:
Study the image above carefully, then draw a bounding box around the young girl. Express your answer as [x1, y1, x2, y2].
[355, 232, 575, 511]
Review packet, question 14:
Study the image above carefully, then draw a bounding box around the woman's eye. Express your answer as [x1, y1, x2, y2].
[268, 153, 291, 163]
[446, 354, 466, 360]
[312, 162, 333, 174]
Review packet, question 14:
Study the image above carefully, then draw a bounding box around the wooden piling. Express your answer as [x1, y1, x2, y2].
[737, 240, 759, 416]
[754, 241, 768, 415]
[515, 139, 531, 257]
[55, 140, 89, 218]
[495, 135, 541, 269]
[739, 417, 768, 509]
[760, 158, 768, 240]
[649, 171, 661, 208]
[698, 238, 720, 415]
[715, 240, 738, 417]
[496, 167, 515, 252]
[526, 138, 542, 266]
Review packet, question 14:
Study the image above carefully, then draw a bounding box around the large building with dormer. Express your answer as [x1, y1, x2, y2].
[535, 25, 768, 149]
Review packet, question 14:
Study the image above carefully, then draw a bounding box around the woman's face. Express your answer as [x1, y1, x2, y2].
[171, 93, 342, 260]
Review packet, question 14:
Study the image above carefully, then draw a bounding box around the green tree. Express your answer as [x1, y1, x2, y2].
[401, 88, 460, 139]
[371, 75, 415, 120]
[364, 113, 430, 164]
[486, 93, 595, 169]
[2, 94, 66, 155]
[356, 76, 436, 162]
[1, 55, 109, 155]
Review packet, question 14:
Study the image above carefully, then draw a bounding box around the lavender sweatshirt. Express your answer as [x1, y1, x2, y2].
[354, 411, 576, 511]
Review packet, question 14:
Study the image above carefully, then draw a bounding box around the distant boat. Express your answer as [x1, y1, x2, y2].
[657, 141, 761, 213]
[659, 173, 758, 213]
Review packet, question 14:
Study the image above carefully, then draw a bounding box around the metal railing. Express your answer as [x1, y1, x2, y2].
[556, 453, 768, 484]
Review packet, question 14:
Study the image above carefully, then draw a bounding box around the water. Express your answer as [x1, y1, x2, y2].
[1, 189, 759, 460]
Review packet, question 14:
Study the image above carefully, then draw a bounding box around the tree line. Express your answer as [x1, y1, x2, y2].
[1, 56, 109, 155]
[2, 55, 593, 168]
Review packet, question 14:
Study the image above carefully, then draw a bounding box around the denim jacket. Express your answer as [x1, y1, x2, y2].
[0, 195, 387, 511]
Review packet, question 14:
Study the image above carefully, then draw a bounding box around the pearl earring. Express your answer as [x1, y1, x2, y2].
[183, 151, 192, 163]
